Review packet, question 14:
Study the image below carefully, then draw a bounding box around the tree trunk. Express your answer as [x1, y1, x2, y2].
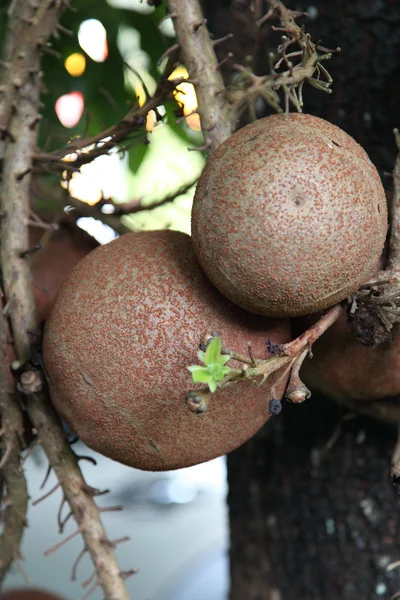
[203, 0, 400, 598]
[228, 396, 400, 600]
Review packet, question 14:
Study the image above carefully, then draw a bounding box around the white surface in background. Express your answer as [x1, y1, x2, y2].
[4, 443, 228, 600]
[76, 217, 118, 245]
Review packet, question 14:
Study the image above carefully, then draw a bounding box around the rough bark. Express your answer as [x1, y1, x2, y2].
[217, 1, 400, 598]
[228, 396, 400, 600]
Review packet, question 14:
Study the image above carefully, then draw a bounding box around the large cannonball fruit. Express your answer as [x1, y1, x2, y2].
[191, 113, 387, 317]
[298, 315, 400, 422]
[43, 231, 290, 471]
[30, 218, 98, 322]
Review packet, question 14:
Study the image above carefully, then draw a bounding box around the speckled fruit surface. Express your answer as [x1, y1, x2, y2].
[297, 314, 400, 422]
[30, 219, 98, 322]
[191, 113, 387, 317]
[1, 589, 65, 600]
[43, 231, 290, 471]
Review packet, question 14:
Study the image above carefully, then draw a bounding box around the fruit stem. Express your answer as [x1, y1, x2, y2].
[281, 303, 345, 358]
[187, 303, 345, 412]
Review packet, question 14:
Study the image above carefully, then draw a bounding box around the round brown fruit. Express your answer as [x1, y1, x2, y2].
[191, 113, 387, 318]
[1, 589, 65, 600]
[43, 230, 290, 471]
[297, 314, 400, 422]
[30, 218, 98, 322]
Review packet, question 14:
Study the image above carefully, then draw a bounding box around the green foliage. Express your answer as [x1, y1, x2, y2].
[187, 337, 231, 393]
[128, 133, 150, 174]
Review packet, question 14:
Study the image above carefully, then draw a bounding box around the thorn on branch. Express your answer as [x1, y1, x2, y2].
[82, 569, 97, 589]
[193, 18, 207, 31]
[15, 168, 32, 181]
[121, 568, 139, 580]
[159, 12, 177, 27]
[157, 43, 180, 66]
[213, 33, 234, 47]
[57, 494, 67, 532]
[81, 482, 110, 497]
[109, 536, 131, 548]
[38, 43, 61, 59]
[29, 115, 43, 130]
[71, 546, 88, 581]
[176, 109, 199, 124]
[19, 243, 41, 258]
[80, 579, 100, 600]
[44, 527, 83, 557]
[216, 52, 234, 70]
[14, 553, 30, 585]
[55, 23, 73, 36]
[256, 8, 274, 27]
[98, 504, 124, 513]
[20, 438, 41, 468]
[76, 454, 97, 466]
[32, 481, 61, 506]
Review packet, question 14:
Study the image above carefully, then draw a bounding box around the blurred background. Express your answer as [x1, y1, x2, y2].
[4, 446, 228, 600]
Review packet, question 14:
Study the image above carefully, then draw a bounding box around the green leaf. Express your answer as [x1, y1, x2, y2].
[218, 354, 231, 366]
[189, 369, 213, 385]
[208, 379, 218, 393]
[219, 366, 232, 377]
[204, 337, 222, 366]
[128, 137, 150, 174]
[187, 365, 206, 374]
[197, 349, 206, 363]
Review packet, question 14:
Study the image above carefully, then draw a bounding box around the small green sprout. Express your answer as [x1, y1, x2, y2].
[187, 336, 231, 393]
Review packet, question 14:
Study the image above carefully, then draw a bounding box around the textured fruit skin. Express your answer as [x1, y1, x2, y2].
[43, 231, 290, 471]
[191, 113, 387, 317]
[1, 589, 65, 600]
[30, 218, 98, 322]
[297, 314, 400, 422]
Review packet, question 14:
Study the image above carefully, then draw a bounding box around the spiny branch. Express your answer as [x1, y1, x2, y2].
[0, 0, 132, 597]
[0, 308, 28, 583]
[227, 1, 339, 117]
[0, 0, 67, 135]
[33, 50, 181, 173]
[166, 0, 233, 152]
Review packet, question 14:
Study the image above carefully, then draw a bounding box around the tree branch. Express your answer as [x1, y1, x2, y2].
[0, 308, 28, 583]
[0, 0, 67, 135]
[0, 1, 132, 597]
[166, 0, 234, 152]
[34, 51, 181, 173]
[25, 388, 134, 599]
